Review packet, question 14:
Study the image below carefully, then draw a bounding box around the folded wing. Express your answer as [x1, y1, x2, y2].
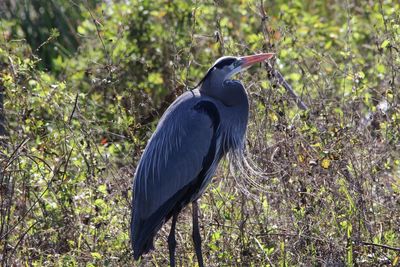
[131, 98, 220, 259]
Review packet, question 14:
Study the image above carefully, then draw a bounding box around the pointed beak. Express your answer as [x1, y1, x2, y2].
[239, 53, 274, 68]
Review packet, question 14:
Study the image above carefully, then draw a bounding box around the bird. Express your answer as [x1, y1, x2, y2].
[131, 53, 274, 266]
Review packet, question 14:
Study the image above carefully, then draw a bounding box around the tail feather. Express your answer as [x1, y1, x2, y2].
[131, 181, 191, 260]
[133, 234, 155, 260]
[131, 216, 164, 260]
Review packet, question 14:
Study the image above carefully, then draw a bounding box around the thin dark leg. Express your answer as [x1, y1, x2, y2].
[168, 213, 178, 267]
[192, 201, 204, 267]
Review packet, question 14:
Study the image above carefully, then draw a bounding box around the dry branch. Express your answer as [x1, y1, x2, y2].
[265, 62, 308, 110]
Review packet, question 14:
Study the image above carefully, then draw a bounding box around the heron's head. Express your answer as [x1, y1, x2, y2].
[199, 53, 274, 86]
[198, 53, 274, 105]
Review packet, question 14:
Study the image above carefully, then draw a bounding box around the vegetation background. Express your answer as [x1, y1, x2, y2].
[0, 0, 399, 266]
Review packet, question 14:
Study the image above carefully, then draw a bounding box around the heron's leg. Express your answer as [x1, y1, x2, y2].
[192, 201, 204, 267]
[168, 213, 178, 267]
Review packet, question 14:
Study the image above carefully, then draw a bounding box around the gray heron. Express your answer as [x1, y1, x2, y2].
[131, 53, 274, 266]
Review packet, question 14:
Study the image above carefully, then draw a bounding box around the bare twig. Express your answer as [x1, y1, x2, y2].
[35, 29, 59, 52]
[3, 137, 29, 172]
[68, 92, 79, 124]
[265, 62, 308, 110]
[0, 157, 64, 240]
[9, 220, 40, 259]
[359, 241, 400, 252]
[184, 0, 199, 89]
[7, 56, 16, 79]
[259, 1, 308, 111]
[86, 7, 108, 60]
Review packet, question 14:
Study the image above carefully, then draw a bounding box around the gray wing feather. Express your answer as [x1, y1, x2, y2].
[133, 97, 214, 219]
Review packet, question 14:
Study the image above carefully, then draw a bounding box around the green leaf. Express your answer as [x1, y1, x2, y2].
[381, 39, 390, 48]
[91, 252, 102, 260]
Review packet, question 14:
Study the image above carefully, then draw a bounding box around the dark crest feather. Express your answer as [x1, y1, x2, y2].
[214, 58, 235, 69]
[192, 56, 237, 89]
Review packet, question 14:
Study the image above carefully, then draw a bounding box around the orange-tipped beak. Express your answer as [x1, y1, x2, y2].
[240, 53, 274, 67]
